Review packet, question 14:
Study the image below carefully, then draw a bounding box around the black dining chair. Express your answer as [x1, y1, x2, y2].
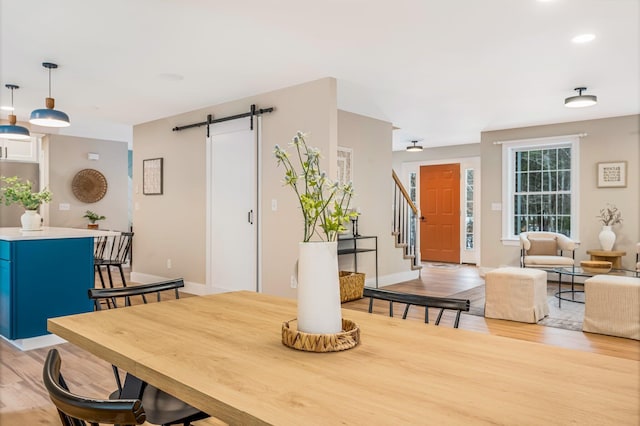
[363, 287, 470, 328]
[94, 231, 134, 289]
[43, 348, 146, 426]
[88, 279, 210, 426]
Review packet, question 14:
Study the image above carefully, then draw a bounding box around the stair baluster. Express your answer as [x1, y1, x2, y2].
[392, 171, 421, 271]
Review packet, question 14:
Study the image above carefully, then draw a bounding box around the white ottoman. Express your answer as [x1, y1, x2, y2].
[485, 267, 549, 323]
[583, 275, 640, 340]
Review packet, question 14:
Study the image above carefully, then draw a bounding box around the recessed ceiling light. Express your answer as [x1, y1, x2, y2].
[572, 34, 596, 43]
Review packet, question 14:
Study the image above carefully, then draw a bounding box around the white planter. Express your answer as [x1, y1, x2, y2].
[296, 241, 342, 334]
[21, 209, 42, 231]
[598, 225, 616, 251]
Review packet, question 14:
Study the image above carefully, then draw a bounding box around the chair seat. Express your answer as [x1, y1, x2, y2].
[142, 385, 204, 425]
[523, 255, 574, 268]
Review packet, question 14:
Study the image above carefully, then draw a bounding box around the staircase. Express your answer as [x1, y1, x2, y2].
[392, 171, 422, 271]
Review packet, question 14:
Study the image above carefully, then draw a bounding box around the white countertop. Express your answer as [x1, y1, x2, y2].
[0, 227, 120, 241]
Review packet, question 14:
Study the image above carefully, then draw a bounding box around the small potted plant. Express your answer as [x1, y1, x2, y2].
[83, 210, 106, 229]
[0, 176, 52, 230]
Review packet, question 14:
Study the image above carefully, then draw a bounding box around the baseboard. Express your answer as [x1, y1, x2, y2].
[1, 333, 66, 351]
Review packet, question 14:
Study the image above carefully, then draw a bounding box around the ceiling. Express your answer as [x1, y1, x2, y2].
[1, 0, 638, 150]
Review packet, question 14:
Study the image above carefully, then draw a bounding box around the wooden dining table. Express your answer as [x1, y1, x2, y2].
[48, 291, 639, 425]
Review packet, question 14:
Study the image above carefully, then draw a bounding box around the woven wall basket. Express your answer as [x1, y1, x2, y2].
[71, 169, 108, 203]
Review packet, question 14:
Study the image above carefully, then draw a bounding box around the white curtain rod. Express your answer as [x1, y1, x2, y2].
[493, 133, 588, 145]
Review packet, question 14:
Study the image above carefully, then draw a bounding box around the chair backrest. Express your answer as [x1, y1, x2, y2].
[43, 349, 145, 426]
[363, 288, 470, 328]
[88, 278, 184, 310]
[95, 232, 134, 264]
[519, 231, 576, 268]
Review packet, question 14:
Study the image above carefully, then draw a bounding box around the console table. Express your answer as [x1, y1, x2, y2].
[338, 235, 378, 287]
[586, 249, 626, 269]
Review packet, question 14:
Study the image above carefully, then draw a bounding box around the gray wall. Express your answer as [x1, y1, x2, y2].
[392, 143, 481, 171]
[0, 161, 39, 227]
[337, 110, 414, 284]
[48, 134, 129, 231]
[480, 114, 639, 270]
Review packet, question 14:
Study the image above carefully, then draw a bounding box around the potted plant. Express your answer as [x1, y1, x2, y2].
[83, 210, 106, 229]
[274, 132, 356, 334]
[596, 204, 622, 251]
[0, 176, 52, 231]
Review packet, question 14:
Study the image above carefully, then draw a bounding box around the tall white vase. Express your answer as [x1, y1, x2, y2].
[598, 225, 616, 251]
[296, 241, 342, 334]
[20, 209, 42, 231]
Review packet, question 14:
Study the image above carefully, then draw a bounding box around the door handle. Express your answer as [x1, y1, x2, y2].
[248, 209, 254, 224]
[420, 216, 425, 221]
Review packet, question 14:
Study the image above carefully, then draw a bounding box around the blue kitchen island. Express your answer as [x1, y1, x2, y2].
[0, 227, 118, 350]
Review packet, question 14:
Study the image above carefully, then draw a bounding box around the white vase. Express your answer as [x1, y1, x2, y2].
[296, 241, 342, 334]
[21, 209, 42, 231]
[598, 225, 616, 251]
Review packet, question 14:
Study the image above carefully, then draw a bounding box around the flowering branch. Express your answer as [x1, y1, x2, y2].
[597, 204, 622, 226]
[275, 132, 356, 242]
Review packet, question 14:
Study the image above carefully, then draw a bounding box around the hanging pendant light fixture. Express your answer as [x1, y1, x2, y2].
[564, 87, 597, 108]
[30, 62, 70, 127]
[0, 84, 31, 140]
[406, 140, 423, 152]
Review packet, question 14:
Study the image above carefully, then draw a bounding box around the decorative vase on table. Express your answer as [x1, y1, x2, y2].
[274, 132, 356, 338]
[20, 209, 42, 231]
[598, 225, 616, 251]
[296, 241, 342, 334]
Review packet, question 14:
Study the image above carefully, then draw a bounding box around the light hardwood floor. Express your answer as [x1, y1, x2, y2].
[1, 265, 637, 425]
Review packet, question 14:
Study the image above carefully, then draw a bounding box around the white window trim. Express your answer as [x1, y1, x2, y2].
[501, 136, 580, 246]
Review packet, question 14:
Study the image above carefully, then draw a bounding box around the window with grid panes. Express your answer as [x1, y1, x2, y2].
[513, 146, 572, 236]
[502, 137, 579, 241]
[464, 169, 474, 249]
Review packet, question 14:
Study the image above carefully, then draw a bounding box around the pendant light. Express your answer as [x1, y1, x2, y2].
[30, 62, 70, 127]
[564, 87, 597, 108]
[406, 140, 423, 152]
[0, 84, 31, 140]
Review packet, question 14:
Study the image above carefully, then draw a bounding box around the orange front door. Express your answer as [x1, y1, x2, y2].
[419, 164, 460, 263]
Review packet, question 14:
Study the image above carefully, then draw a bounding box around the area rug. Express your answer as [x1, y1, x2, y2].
[449, 284, 585, 332]
[424, 262, 460, 269]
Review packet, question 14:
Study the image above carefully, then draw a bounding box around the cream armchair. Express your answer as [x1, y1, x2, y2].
[519, 231, 576, 268]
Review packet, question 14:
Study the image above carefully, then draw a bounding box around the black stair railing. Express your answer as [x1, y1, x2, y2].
[392, 170, 420, 269]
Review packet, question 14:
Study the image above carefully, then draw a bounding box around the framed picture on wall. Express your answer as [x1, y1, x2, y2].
[337, 147, 353, 186]
[143, 158, 163, 195]
[597, 161, 626, 188]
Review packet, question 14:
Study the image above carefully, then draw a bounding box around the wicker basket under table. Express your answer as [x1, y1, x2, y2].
[339, 271, 365, 302]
